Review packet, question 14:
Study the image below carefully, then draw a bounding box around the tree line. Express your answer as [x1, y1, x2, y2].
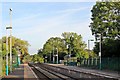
[0, 36, 30, 76]
[35, 32, 96, 63]
[90, 2, 120, 57]
[0, 36, 30, 61]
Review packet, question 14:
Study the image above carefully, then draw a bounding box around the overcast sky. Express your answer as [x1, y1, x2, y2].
[1, 2, 96, 55]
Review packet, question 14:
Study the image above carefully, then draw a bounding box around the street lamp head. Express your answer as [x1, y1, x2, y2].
[10, 8, 12, 11]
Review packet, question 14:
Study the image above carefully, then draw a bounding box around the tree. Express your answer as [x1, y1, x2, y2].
[41, 32, 96, 62]
[31, 54, 44, 63]
[90, 2, 120, 40]
[90, 2, 120, 57]
[42, 37, 66, 62]
[22, 54, 32, 63]
[62, 32, 90, 58]
[0, 36, 30, 62]
[0, 36, 30, 75]
[93, 39, 120, 57]
[38, 48, 43, 55]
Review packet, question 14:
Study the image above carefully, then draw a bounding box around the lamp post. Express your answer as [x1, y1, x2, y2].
[50, 51, 51, 63]
[5, 8, 13, 75]
[6, 26, 9, 76]
[88, 39, 94, 56]
[6, 24, 12, 75]
[56, 48, 58, 64]
[6, 26, 12, 75]
[99, 34, 102, 70]
[69, 44, 71, 59]
[53, 42, 54, 64]
[69, 36, 72, 59]
[88, 39, 94, 65]
[66, 44, 69, 65]
[45, 56, 47, 63]
[9, 8, 12, 72]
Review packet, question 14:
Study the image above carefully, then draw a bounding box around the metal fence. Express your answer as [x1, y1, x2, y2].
[65, 57, 120, 71]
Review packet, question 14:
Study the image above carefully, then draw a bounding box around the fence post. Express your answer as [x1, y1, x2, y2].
[83, 58, 85, 65]
[85, 58, 87, 65]
[96, 58, 97, 66]
[87, 58, 90, 66]
[91, 58, 93, 65]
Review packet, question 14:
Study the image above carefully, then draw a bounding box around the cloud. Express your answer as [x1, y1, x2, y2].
[55, 7, 89, 14]
[12, 7, 89, 36]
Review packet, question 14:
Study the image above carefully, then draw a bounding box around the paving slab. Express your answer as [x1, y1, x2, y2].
[2, 64, 37, 80]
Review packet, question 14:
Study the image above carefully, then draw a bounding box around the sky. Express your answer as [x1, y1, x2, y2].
[1, 1, 96, 55]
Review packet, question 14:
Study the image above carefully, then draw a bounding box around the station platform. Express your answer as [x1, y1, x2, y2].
[2, 64, 37, 80]
[46, 63, 120, 80]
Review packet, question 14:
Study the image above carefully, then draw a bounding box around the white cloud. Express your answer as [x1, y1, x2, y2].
[55, 7, 89, 14]
[13, 7, 89, 36]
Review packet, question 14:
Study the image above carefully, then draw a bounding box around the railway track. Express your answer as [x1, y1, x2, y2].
[31, 66, 50, 80]
[29, 63, 75, 80]
[29, 63, 119, 80]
